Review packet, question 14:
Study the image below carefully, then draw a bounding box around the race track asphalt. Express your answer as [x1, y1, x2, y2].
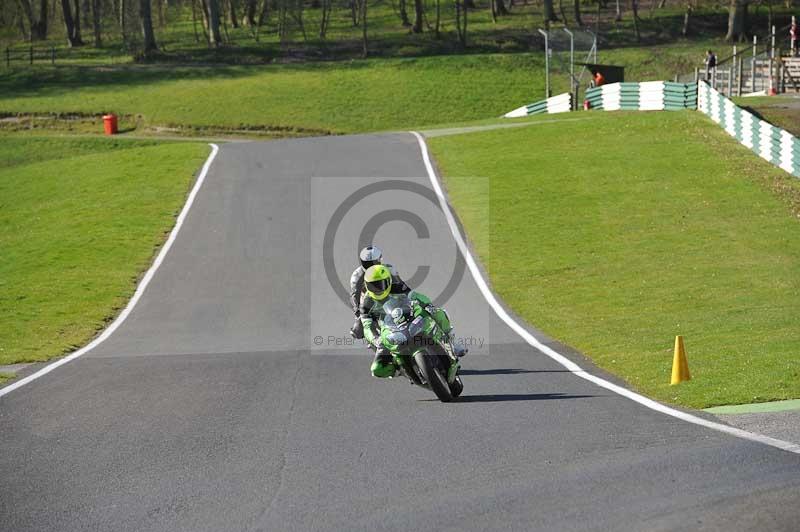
[2, 133, 799, 532]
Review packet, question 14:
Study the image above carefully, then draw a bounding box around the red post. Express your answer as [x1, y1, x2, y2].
[103, 114, 118, 135]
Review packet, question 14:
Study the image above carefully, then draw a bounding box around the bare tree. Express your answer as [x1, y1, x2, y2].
[496, 0, 509, 16]
[543, 0, 557, 24]
[139, 0, 158, 54]
[243, 0, 257, 25]
[725, 0, 749, 41]
[257, 0, 269, 26]
[229, 0, 239, 28]
[17, 0, 49, 40]
[412, 0, 423, 32]
[454, 0, 467, 47]
[207, 0, 223, 45]
[319, 0, 333, 38]
[60, 0, 84, 46]
[573, 0, 582, 25]
[91, 0, 101, 45]
[681, 1, 691, 35]
[631, 0, 641, 41]
[361, 0, 368, 57]
[72, 0, 83, 43]
[397, 0, 412, 26]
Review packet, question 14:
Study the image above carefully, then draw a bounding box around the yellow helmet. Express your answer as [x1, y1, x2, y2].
[364, 264, 392, 301]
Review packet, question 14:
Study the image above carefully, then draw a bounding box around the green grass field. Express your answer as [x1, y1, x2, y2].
[734, 95, 800, 138]
[0, 55, 552, 134]
[429, 110, 800, 409]
[0, 40, 720, 136]
[0, 135, 208, 366]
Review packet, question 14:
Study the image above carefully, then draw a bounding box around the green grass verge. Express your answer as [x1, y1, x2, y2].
[733, 95, 800, 138]
[0, 40, 718, 136]
[0, 135, 208, 365]
[0, 56, 549, 135]
[429, 110, 800, 409]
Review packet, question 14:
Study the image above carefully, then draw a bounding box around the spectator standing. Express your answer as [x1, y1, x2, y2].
[593, 71, 606, 87]
[705, 50, 717, 81]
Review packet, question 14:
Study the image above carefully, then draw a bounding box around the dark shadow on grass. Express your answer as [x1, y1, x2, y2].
[455, 392, 595, 403]
[459, 368, 572, 375]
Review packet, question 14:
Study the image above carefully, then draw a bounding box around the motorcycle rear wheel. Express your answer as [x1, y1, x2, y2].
[414, 350, 453, 403]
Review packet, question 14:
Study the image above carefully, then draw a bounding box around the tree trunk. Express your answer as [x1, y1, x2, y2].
[17, 0, 41, 39]
[91, 0, 101, 45]
[119, 0, 126, 42]
[72, 0, 84, 44]
[455, 0, 467, 47]
[139, 0, 158, 54]
[496, 0, 508, 15]
[33, 0, 49, 39]
[229, 0, 239, 27]
[543, 0, 556, 22]
[631, 0, 640, 41]
[206, 0, 222, 45]
[60, 0, 82, 46]
[725, 0, 748, 42]
[361, 0, 367, 57]
[244, 0, 256, 25]
[573, 0, 582, 25]
[257, 0, 269, 26]
[398, 0, 411, 26]
[81, 0, 91, 30]
[412, 0, 423, 32]
[434, 0, 440, 37]
[681, 2, 691, 35]
[463, 0, 474, 8]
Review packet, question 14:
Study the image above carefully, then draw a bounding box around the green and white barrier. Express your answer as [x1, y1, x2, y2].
[504, 92, 572, 118]
[585, 82, 698, 111]
[698, 81, 800, 177]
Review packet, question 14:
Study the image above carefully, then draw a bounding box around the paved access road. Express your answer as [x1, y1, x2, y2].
[2, 134, 800, 532]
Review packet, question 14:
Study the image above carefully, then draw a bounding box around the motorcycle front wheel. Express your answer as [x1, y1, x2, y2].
[414, 350, 453, 403]
[449, 375, 464, 398]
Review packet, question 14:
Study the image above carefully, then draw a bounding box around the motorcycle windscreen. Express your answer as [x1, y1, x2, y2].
[382, 296, 414, 329]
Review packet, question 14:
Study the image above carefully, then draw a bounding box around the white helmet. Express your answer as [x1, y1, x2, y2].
[359, 245, 383, 270]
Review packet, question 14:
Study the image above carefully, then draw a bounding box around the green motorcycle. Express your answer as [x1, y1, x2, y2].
[378, 295, 464, 402]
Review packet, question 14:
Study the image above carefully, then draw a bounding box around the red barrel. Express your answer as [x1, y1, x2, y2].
[103, 114, 118, 135]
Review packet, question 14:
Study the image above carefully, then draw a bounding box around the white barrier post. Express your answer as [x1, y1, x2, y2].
[538, 29, 551, 98]
[770, 25, 776, 94]
[752, 35, 757, 93]
[563, 28, 575, 110]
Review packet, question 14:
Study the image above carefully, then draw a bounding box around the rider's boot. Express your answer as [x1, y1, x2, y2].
[370, 347, 396, 378]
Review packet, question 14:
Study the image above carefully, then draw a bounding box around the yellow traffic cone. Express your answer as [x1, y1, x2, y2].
[670, 335, 691, 385]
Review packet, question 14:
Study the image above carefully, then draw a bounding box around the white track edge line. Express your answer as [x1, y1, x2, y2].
[410, 130, 800, 456]
[0, 143, 220, 399]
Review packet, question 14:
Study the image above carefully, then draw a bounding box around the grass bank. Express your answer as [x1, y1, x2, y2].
[734, 95, 800, 137]
[0, 135, 208, 366]
[0, 56, 550, 135]
[428, 111, 800, 409]
[0, 41, 719, 136]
